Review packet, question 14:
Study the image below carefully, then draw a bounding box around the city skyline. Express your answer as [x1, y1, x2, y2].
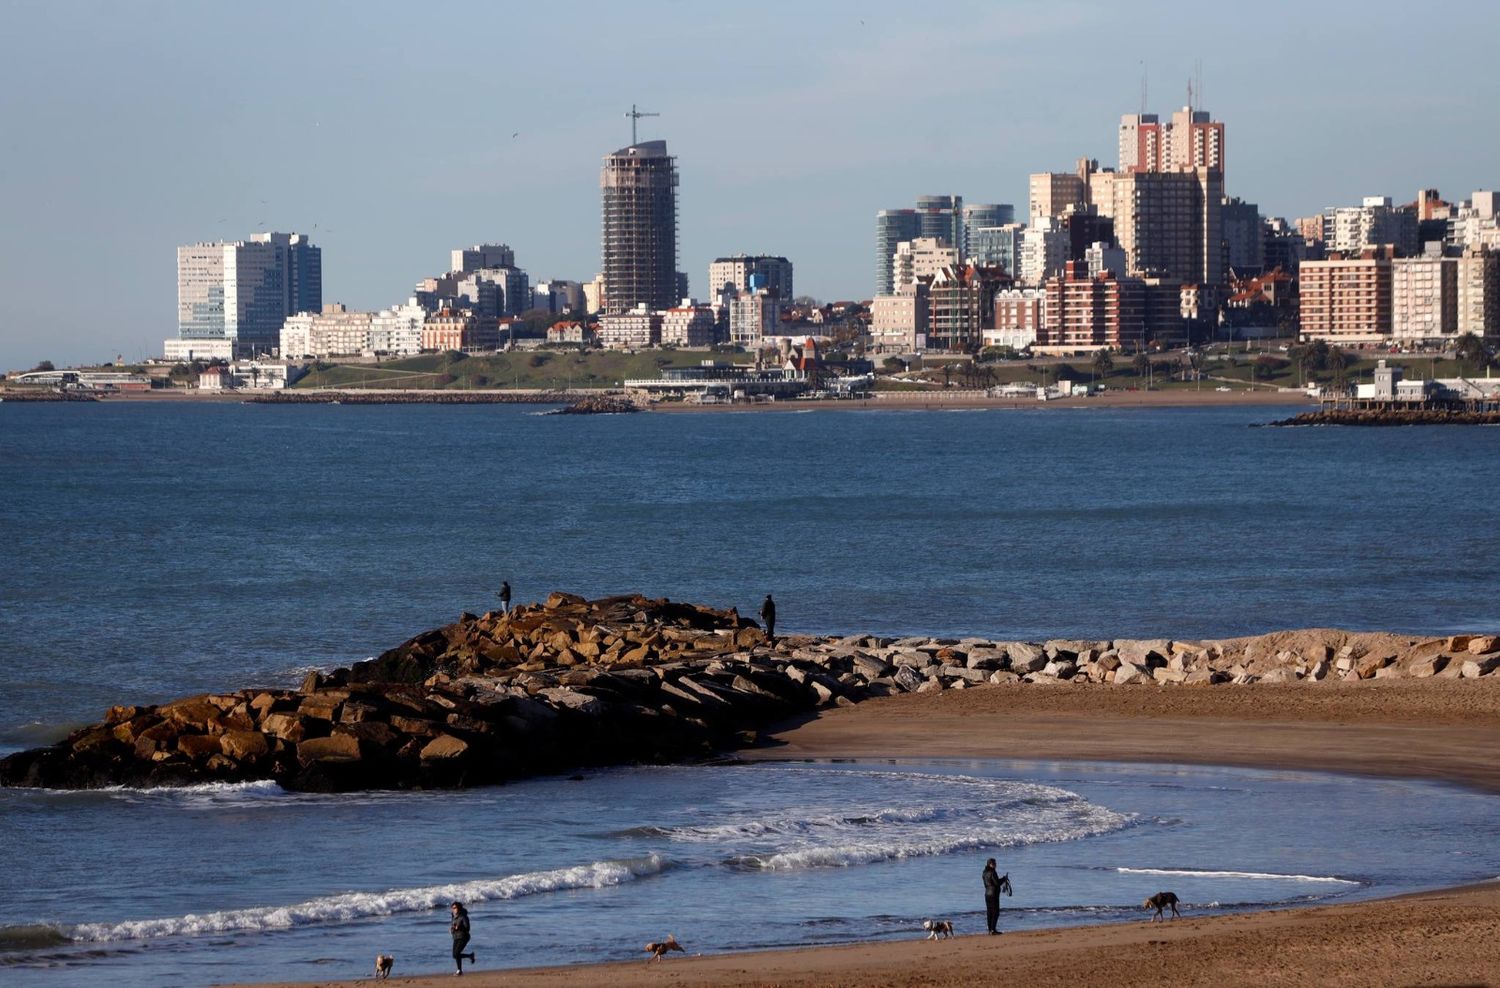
[5, 1, 1500, 368]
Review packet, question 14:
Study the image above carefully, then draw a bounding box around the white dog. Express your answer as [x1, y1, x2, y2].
[923, 919, 954, 940]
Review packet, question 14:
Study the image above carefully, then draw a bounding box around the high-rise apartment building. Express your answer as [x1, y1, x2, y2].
[728, 291, 783, 348]
[1119, 108, 1225, 174]
[452, 244, 515, 274]
[875, 196, 966, 294]
[926, 264, 1007, 352]
[175, 232, 321, 356]
[1018, 219, 1070, 285]
[1038, 262, 1146, 354]
[875, 209, 920, 295]
[891, 237, 958, 291]
[1029, 169, 1088, 223]
[601, 139, 678, 314]
[1323, 197, 1418, 256]
[1457, 249, 1500, 338]
[1298, 249, 1393, 345]
[1222, 198, 1264, 273]
[962, 203, 1014, 258]
[1391, 256, 1458, 341]
[1092, 168, 1224, 286]
[969, 222, 1024, 275]
[915, 195, 964, 249]
[707, 255, 794, 301]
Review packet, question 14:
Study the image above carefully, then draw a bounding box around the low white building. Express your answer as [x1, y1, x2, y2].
[281, 304, 374, 358]
[870, 286, 928, 352]
[599, 305, 661, 349]
[660, 302, 718, 347]
[164, 338, 235, 362]
[370, 299, 426, 355]
[728, 292, 782, 348]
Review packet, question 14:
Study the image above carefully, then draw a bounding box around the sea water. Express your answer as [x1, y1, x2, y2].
[3, 401, 1500, 985]
[2, 759, 1498, 986]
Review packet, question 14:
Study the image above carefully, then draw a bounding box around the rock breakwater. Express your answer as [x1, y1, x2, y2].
[1272, 407, 1500, 426]
[3, 595, 1496, 793]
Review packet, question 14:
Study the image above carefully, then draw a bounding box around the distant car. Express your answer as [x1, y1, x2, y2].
[1215, 386, 1232, 392]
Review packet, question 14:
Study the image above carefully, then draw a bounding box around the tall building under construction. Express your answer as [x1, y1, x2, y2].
[600, 139, 678, 314]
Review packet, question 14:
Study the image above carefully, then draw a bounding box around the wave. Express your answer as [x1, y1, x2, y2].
[0, 924, 72, 952]
[66, 855, 665, 943]
[639, 768, 1134, 872]
[1116, 867, 1360, 885]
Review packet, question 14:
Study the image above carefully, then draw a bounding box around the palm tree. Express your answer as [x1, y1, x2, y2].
[1091, 348, 1113, 383]
[1454, 332, 1491, 375]
[1132, 351, 1150, 381]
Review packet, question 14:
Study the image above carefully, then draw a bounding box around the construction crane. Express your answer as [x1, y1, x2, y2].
[624, 104, 659, 146]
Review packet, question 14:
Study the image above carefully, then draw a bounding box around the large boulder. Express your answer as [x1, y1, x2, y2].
[1467, 635, 1500, 655]
[296, 734, 362, 765]
[220, 730, 270, 762]
[420, 735, 470, 761]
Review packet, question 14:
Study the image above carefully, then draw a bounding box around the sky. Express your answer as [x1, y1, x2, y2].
[3, 0, 1499, 369]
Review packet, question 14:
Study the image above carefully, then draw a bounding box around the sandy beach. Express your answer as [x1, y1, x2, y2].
[233, 678, 1500, 988]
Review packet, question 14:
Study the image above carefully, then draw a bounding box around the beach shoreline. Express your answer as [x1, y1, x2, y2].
[229, 679, 1500, 988]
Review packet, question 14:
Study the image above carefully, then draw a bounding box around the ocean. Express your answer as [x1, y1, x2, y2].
[2, 401, 1499, 985]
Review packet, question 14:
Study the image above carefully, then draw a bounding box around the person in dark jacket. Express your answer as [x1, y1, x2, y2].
[450, 901, 475, 975]
[982, 858, 1004, 934]
[760, 594, 776, 641]
[496, 582, 511, 614]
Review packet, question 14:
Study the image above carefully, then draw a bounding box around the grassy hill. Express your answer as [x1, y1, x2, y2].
[292, 349, 753, 391]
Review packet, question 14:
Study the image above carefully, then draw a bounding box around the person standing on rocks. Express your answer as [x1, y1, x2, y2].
[496, 581, 511, 614]
[982, 858, 1008, 934]
[760, 593, 777, 642]
[450, 901, 475, 975]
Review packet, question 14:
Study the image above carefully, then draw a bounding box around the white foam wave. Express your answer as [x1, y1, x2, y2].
[1116, 867, 1359, 885]
[68, 855, 665, 943]
[646, 768, 1133, 872]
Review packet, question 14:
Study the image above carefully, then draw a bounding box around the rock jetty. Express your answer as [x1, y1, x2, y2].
[3, 594, 1497, 793]
[1272, 407, 1500, 426]
[545, 395, 640, 415]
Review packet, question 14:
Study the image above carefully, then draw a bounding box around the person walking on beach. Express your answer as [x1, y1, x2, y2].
[450, 901, 475, 975]
[496, 581, 511, 614]
[760, 593, 777, 642]
[982, 858, 1005, 934]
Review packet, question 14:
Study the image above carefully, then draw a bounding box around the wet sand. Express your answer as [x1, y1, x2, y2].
[235, 679, 1500, 987]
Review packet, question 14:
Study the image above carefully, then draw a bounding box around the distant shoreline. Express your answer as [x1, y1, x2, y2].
[6, 387, 1316, 411]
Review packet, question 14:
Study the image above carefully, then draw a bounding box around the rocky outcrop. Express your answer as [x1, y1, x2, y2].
[1271, 408, 1500, 427]
[3, 595, 1496, 793]
[545, 395, 640, 415]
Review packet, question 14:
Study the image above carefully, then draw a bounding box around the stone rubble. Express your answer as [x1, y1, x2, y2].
[2, 595, 1496, 793]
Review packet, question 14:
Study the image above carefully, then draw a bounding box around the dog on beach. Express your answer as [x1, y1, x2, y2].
[1143, 891, 1181, 921]
[644, 934, 684, 962]
[923, 919, 954, 940]
[373, 953, 394, 979]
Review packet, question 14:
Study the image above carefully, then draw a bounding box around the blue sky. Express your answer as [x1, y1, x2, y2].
[3, 0, 1498, 368]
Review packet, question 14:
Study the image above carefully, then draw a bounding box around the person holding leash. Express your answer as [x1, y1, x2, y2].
[982, 858, 1010, 934]
[450, 901, 476, 975]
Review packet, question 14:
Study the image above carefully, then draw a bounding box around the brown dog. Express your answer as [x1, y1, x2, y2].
[373, 953, 394, 979]
[644, 934, 684, 962]
[1143, 891, 1181, 921]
